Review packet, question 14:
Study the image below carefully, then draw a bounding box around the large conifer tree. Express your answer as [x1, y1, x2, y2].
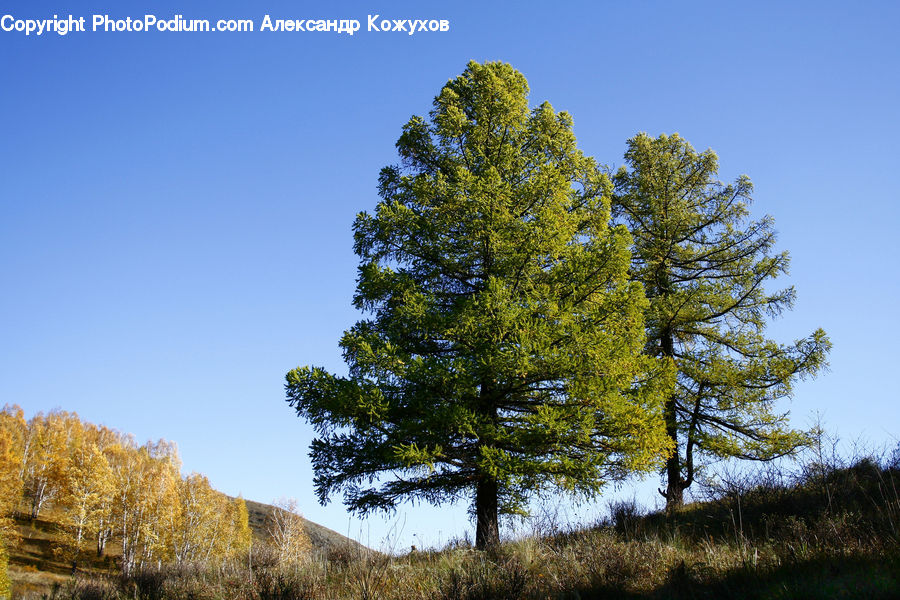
[612, 133, 831, 512]
[285, 62, 671, 549]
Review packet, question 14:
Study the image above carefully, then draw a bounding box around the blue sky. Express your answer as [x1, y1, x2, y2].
[2, 1, 898, 549]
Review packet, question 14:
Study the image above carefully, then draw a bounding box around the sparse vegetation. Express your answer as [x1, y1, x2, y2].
[9, 439, 900, 599]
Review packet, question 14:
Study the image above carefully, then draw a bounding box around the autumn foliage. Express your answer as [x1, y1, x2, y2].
[0, 405, 270, 579]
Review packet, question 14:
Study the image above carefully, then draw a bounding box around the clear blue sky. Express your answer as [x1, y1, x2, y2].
[2, 1, 898, 549]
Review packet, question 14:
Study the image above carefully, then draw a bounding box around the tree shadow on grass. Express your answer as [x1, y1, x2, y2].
[573, 554, 900, 600]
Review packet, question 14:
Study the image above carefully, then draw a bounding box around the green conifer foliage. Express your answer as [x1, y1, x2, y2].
[612, 133, 831, 511]
[286, 62, 671, 549]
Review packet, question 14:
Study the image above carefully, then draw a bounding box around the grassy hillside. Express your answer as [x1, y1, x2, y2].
[242, 499, 364, 556]
[10, 452, 900, 599]
[8, 509, 119, 598]
[7, 498, 362, 598]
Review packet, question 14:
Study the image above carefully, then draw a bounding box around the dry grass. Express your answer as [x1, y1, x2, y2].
[9, 445, 900, 599]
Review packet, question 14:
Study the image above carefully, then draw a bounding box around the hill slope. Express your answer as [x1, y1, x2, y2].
[8, 498, 363, 597]
[10, 456, 900, 599]
[242, 499, 365, 555]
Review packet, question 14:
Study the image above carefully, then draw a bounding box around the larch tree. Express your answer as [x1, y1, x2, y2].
[611, 132, 831, 512]
[285, 62, 671, 549]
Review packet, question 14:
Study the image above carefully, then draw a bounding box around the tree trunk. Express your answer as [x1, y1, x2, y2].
[660, 328, 686, 513]
[663, 407, 685, 513]
[474, 378, 500, 550]
[96, 527, 108, 557]
[474, 475, 499, 550]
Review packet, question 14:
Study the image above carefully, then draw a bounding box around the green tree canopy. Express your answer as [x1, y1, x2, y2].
[285, 62, 671, 549]
[612, 132, 831, 511]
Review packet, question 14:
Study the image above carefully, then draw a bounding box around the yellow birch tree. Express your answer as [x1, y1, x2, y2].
[267, 498, 310, 565]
